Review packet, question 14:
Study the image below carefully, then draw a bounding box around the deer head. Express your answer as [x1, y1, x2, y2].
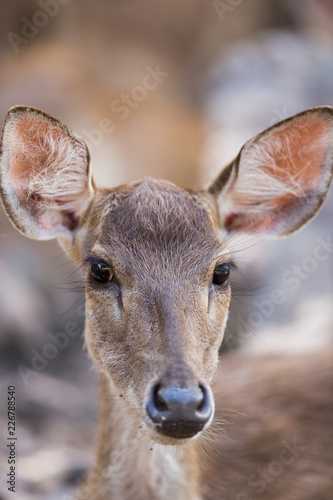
[1, 105, 332, 445]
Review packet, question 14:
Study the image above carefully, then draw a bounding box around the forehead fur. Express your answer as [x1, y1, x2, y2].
[85, 179, 221, 277]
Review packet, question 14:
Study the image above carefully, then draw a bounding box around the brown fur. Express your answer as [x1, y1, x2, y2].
[202, 349, 333, 500]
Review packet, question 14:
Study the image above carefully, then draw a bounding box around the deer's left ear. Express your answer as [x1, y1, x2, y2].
[0, 105, 93, 240]
[208, 106, 333, 237]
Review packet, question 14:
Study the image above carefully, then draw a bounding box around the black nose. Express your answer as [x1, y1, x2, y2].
[146, 382, 213, 439]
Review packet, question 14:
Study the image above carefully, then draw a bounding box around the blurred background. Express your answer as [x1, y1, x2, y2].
[0, 1, 332, 498]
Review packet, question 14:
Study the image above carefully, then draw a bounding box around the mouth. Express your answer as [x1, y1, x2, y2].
[149, 418, 208, 440]
[144, 413, 211, 446]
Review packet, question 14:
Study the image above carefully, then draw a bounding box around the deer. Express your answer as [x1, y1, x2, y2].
[0, 105, 332, 500]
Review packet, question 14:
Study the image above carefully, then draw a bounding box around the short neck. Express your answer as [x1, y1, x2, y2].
[80, 372, 202, 500]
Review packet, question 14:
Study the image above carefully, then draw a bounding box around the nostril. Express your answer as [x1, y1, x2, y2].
[153, 384, 168, 411]
[197, 383, 207, 412]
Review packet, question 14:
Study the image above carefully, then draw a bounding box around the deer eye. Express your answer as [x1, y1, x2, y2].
[212, 263, 230, 286]
[90, 260, 113, 284]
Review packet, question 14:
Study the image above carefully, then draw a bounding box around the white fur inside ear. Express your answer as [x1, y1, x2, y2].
[0, 109, 93, 239]
[229, 135, 305, 214]
[219, 111, 333, 235]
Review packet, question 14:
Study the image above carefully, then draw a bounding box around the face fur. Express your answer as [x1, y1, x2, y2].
[68, 179, 232, 438]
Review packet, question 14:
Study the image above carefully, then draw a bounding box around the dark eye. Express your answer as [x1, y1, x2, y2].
[212, 263, 230, 286]
[90, 260, 113, 284]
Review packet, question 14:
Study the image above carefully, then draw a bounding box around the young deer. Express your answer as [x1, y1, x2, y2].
[0, 105, 333, 500]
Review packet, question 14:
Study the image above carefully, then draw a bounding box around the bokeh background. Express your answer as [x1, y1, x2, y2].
[0, 1, 333, 498]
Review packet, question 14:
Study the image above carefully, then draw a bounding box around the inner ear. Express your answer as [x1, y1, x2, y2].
[0, 106, 93, 240]
[209, 107, 333, 237]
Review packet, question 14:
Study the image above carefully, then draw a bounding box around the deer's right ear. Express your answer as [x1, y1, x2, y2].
[208, 106, 333, 237]
[0, 106, 93, 240]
